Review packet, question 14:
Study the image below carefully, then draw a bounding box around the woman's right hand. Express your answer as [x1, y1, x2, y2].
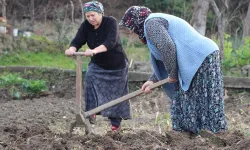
[65, 47, 76, 56]
[141, 81, 154, 94]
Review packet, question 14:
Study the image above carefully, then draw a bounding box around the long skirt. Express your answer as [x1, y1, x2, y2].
[171, 51, 228, 134]
[84, 62, 131, 119]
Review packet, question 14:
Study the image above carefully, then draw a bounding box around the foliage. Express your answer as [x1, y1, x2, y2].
[244, 131, 250, 137]
[0, 73, 26, 87]
[221, 35, 250, 76]
[28, 35, 60, 53]
[22, 80, 47, 95]
[30, 34, 53, 44]
[221, 34, 236, 70]
[0, 33, 63, 55]
[121, 37, 150, 62]
[144, 0, 194, 21]
[144, 0, 168, 12]
[235, 37, 250, 66]
[0, 73, 26, 99]
[121, 37, 128, 47]
[125, 47, 150, 62]
[0, 73, 48, 99]
[0, 51, 78, 69]
[155, 112, 171, 130]
[54, 8, 73, 51]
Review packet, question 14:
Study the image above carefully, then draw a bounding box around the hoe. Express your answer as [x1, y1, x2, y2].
[70, 52, 169, 134]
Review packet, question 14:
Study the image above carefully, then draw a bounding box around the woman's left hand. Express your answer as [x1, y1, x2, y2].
[84, 49, 95, 57]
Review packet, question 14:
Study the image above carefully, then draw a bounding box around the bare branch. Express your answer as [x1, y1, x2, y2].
[209, 0, 221, 18]
[228, 0, 249, 23]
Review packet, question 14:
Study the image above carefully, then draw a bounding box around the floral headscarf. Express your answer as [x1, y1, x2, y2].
[119, 6, 152, 44]
[83, 1, 104, 15]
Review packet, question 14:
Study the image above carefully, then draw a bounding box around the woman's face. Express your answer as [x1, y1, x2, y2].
[85, 11, 102, 27]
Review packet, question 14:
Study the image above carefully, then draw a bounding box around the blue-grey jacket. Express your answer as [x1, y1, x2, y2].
[144, 13, 219, 99]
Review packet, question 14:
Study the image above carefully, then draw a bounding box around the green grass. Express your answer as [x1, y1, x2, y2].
[0, 35, 150, 70]
[125, 47, 150, 62]
[0, 51, 90, 70]
[0, 46, 150, 70]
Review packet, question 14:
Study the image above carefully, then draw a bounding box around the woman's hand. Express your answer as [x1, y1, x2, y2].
[141, 78, 177, 94]
[141, 81, 154, 94]
[168, 77, 178, 83]
[84, 49, 96, 57]
[65, 47, 76, 56]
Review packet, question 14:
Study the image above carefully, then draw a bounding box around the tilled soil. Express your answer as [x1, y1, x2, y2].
[0, 88, 250, 150]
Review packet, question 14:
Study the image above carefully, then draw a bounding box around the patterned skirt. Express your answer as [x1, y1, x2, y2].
[84, 62, 131, 119]
[171, 51, 228, 134]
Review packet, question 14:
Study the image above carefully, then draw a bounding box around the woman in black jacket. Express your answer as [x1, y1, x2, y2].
[65, 1, 130, 132]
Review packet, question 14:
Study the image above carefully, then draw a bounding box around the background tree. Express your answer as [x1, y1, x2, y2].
[144, 0, 168, 12]
[1, 0, 6, 18]
[2, 0, 250, 43]
[209, 0, 226, 59]
[69, 0, 74, 26]
[30, 0, 35, 29]
[209, 0, 250, 59]
[144, 0, 194, 21]
[243, 1, 250, 39]
[78, 0, 84, 22]
[191, 0, 209, 35]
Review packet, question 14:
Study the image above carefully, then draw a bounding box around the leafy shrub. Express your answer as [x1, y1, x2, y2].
[0, 73, 26, 99]
[22, 80, 47, 95]
[222, 34, 237, 70]
[235, 37, 250, 66]
[222, 35, 250, 76]
[0, 73, 48, 99]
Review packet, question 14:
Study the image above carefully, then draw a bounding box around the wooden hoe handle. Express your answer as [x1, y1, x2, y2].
[84, 78, 169, 117]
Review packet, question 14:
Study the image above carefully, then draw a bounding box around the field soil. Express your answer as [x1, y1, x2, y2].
[0, 80, 250, 150]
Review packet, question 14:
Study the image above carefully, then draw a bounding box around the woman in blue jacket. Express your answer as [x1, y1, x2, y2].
[120, 6, 227, 134]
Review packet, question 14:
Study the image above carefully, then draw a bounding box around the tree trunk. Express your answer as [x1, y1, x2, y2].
[31, 0, 35, 27]
[191, 0, 209, 36]
[243, 2, 250, 39]
[209, 0, 225, 59]
[78, 0, 84, 21]
[2, 0, 6, 19]
[44, 7, 47, 25]
[70, 0, 74, 26]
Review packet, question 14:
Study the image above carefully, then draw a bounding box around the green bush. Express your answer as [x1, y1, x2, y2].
[222, 35, 250, 76]
[22, 80, 47, 95]
[0, 73, 48, 99]
[222, 34, 237, 71]
[235, 37, 250, 66]
[0, 73, 26, 99]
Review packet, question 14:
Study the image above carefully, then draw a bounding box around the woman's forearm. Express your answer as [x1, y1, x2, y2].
[92, 44, 107, 54]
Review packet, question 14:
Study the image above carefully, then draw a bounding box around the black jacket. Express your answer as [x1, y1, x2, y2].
[70, 16, 126, 70]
